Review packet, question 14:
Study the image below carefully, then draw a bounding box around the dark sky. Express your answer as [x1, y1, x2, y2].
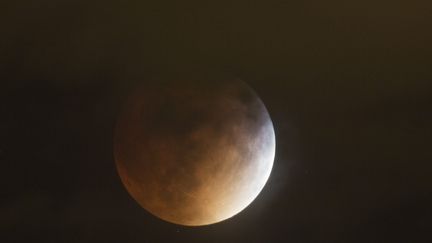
[1, 0, 432, 242]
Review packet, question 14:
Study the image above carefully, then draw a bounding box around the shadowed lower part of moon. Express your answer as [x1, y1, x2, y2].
[114, 79, 275, 226]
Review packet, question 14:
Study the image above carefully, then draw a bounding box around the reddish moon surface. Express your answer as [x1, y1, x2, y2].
[114, 80, 275, 226]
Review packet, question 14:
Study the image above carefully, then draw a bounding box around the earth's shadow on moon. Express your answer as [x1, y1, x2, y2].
[113, 76, 276, 226]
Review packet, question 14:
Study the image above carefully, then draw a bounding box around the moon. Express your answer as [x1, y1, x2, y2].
[114, 79, 275, 226]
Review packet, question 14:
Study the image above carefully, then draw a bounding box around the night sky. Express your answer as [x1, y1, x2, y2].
[1, 0, 432, 242]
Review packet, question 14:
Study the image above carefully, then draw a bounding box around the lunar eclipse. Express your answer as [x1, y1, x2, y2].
[114, 79, 275, 226]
